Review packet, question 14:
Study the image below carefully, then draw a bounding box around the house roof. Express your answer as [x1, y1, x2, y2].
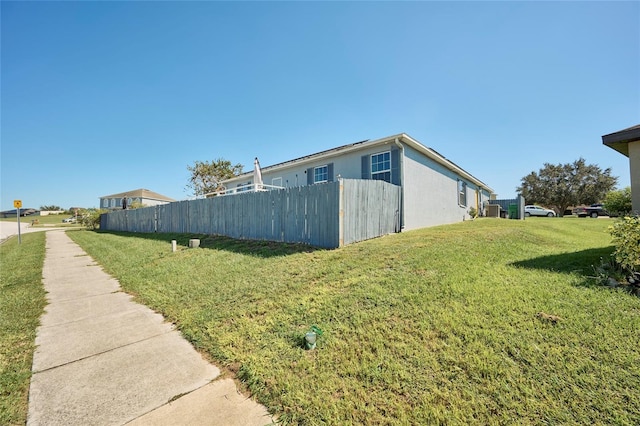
[1, 208, 37, 215]
[222, 133, 494, 192]
[100, 188, 176, 202]
[602, 124, 640, 157]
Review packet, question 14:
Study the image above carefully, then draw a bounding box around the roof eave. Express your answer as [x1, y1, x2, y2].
[100, 188, 175, 202]
[602, 141, 630, 157]
[223, 134, 406, 183]
[601, 125, 640, 157]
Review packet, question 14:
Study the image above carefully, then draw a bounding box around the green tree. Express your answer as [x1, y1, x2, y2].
[603, 187, 633, 216]
[40, 205, 62, 211]
[186, 158, 244, 197]
[517, 158, 617, 216]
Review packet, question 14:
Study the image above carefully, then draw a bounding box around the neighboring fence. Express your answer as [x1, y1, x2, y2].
[100, 179, 401, 248]
[485, 195, 525, 219]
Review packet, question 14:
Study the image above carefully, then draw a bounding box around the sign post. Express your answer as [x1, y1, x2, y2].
[14, 200, 22, 244]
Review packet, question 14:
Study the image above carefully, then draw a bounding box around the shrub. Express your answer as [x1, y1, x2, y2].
[604, 187, 632, 216]
[609, 215, 640, 273]
[129, 201, 147, 209]
[80, 208, 107, 230]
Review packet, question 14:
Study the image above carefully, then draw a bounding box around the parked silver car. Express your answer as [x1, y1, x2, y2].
[524, 205, 555, 217]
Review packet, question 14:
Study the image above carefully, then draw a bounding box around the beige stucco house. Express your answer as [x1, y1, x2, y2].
[602, 125, 640, 213]
[99, 188, 175, 210]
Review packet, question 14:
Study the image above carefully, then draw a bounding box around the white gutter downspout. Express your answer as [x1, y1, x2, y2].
[394, 137, 404, 231]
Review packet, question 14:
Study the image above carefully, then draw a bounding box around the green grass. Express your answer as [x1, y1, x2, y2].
[57, 218, 640, 424]
[0, 233, 47, 425]
[1, 214, 81, 228]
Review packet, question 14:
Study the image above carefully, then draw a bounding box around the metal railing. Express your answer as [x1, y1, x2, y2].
[201, 183, 285, 198]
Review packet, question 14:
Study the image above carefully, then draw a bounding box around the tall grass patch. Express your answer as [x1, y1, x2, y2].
[68, 218, 640, 424]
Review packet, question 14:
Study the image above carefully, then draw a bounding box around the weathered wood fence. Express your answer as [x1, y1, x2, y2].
[100, 179, 401, 248]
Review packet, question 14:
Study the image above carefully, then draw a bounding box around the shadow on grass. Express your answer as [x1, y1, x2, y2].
[95, 230, 323, 258]
[511, 246, 616, 288]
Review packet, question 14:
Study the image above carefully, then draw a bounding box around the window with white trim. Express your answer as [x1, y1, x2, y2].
[314, 165, 328, 183]
[371, 151, 391, 182]
[272, 177, 283, 188]
[458, 180, 467, 206]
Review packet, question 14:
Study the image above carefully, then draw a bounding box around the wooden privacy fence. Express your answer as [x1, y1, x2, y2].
[100, 179, 401, 248]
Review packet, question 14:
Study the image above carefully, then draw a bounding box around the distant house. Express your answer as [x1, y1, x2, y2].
[602, 125, 640, 213]
[0, 208, 37, 218]
[221, 133, 494, 231]
[99, 188, 175, 211]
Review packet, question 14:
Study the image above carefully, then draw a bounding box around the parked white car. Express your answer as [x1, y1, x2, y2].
[524, 205, 555, 217]
[62, 217, 77, 223]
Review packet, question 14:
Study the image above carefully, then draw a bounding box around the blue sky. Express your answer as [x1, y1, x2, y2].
[1, 1, 638, 211]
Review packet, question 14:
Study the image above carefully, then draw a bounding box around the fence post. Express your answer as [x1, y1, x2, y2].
[338, 178, 344, 247]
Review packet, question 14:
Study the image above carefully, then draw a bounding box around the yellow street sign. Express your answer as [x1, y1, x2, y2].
[14, 200, 22, 208]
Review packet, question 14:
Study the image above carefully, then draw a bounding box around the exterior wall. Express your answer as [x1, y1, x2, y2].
[630, 140, 640, 213]
[100, 197, 130, 209]
[230, 141, 490, 231]
[401, 144, 482, 230]
[99, 197, 169, 210]
[141, 198, 171, 207]
[479, 188, 492, 213]
[231, 142, 401, 189]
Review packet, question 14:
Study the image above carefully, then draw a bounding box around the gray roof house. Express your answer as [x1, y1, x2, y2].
[99, 188, 175, 211]
[100, 134, 495, 247]
[221, 133, 494, 231]
[602, 124, 640, 213]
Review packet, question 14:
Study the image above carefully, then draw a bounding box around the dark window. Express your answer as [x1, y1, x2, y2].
[458, 180, 467, 206]
[314, 165, 328, 183]
[371, 151, 391, 182]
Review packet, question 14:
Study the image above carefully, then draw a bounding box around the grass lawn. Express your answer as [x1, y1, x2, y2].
[0, 233, 47, 425]
[64, 217, 640, 424]
[3, 217, 635, 424]
[0, 214, 81, 228]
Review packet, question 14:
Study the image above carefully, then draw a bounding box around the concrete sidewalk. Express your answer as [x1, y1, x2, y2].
[28, 230, 274, 426]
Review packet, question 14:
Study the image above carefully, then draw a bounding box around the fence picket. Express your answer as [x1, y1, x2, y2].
[102, 180, 400, 248]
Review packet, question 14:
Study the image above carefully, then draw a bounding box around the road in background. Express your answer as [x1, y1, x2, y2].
[0, 221, 62, 243]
